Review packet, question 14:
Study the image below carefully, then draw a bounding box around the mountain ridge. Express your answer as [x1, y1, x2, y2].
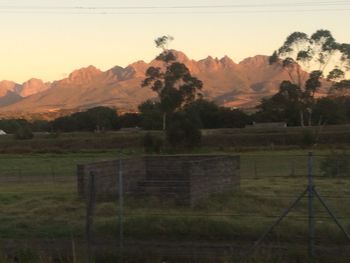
[0, 50, 326, 119]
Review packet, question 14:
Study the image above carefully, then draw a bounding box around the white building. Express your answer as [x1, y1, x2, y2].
[0, 130, 6, 135]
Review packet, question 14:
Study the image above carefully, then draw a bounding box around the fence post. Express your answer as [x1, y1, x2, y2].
[247, 151, 350, 260]
[307, 152, 315, 260]
[86, 171, 96, 263]
[118, 158, 124, 262]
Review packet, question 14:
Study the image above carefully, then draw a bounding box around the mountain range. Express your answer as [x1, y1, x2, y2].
[0, 50, 327, 119]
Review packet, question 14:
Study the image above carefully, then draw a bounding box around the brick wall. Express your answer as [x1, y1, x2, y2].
[77, 158, 146, 199]
[77, 155, 240, 205]
[187, 156, 240, 205]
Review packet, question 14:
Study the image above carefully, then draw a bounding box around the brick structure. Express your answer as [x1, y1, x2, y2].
[77, 155, 240, 205]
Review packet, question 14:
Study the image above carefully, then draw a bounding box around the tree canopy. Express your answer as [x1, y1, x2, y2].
[271, 30, 349, 80]
[52, 106, 120, 132]
[268, 29, 350, 126]
[142, 36, 203, 130]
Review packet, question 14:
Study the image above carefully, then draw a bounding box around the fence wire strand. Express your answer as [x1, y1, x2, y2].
[1, 153, 350, 260]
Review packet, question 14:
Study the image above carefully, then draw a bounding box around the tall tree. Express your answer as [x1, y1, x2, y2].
[269, 29, 350, 126]
[329, 79, 350, 97]
[142, 36, 203, 130]
[138, 100, 163, 130]
[255, 81, 302, 126]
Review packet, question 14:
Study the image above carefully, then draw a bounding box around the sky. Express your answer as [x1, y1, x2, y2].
[0, 0, 349, 83]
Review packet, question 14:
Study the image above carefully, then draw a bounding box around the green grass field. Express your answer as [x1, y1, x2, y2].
[0, 124, 350, 154]
[0, 149, 349, 262]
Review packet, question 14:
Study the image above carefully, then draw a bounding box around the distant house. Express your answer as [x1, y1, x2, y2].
[245, 122, 287, 129]
[0, 130, 6, 135]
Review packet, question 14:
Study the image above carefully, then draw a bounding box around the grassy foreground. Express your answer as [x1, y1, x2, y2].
[0, 150, 348, 262]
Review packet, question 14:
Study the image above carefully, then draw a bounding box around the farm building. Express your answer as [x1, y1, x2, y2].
[77, 155, 240, 206]
[0, 130, 6, 135]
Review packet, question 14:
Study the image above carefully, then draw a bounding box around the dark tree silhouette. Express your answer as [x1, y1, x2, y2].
[142, 36, 203, 130]
[52, 106, 120, 132]
[255, 81, 303, 126]
[269, 29, 350, 126]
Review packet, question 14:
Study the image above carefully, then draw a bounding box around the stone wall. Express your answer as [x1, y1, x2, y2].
[77, 155, 240, 205]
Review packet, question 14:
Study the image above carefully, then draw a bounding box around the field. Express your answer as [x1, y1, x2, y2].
[0, 124, 350, 154]
[0, 148, 349, 262]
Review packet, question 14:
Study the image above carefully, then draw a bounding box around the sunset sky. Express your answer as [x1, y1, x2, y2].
[0, 0, 349, 83]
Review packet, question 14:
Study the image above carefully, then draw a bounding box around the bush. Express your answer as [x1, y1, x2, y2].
[166, 113, 201, 149]
[14, 126, 34, 140]
[119, 113, 141, 128]
[52, 106, 120, 132]
[301, 130, 316, 148]
[143, 133, 163, 153]
[320, 151, 350, 177]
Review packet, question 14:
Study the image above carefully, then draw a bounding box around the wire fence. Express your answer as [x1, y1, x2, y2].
[0, 153, 348, 182]
[0, 152, 350, 262]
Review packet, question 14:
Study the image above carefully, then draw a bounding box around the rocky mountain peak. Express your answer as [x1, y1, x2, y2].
[170, 50, 190, 63]
[20, 78, 49, 97]
[198, 56, 221, 71]
[127, 60, 149, 76]
[0, 80, 20, 97]
[66, 65, 103, 84]
[239, 55, 269, 67]
[220, 55, 237, 68]
[0, 51, 318, 118]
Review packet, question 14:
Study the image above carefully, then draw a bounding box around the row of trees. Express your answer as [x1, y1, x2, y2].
[138, 99, 250, 130]
[137, 94, 350, 130]
[0, 31, 349, 146]
[0, 99, 248, 134]
[0, 107, 120, 135]
[255, 94, 350, 126]
[2, 91, 348, 135]
[52, 106, 120, 132]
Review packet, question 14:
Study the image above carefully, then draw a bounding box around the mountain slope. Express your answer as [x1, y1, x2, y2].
[0, 51, 323, 118]
[0, 91, 22, 107]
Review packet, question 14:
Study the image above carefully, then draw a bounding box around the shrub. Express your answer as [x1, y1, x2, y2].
[143, 133, 163, 153]
[14, 126, 34, 140]
[300, 130, 316, 148]
[166, 113, 201, 149]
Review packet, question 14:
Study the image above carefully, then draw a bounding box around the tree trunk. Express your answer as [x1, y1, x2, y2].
[162, 112, 167, 131]
[308, 109, 313, 126]
[299, 110, 305, 127]
[318, 116, 323, 126]
[297, 66, 302, 87]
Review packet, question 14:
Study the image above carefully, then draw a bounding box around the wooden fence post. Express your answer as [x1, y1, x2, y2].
[86, 171, 96, 263]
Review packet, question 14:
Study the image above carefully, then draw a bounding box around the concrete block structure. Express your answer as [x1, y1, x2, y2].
[77, 155, 240, 205]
